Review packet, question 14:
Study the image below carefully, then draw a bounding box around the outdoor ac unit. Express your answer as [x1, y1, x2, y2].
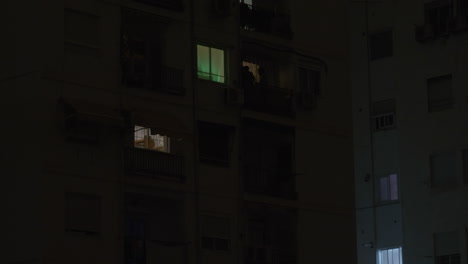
[226, 87, 244, 105]
[448, 16, 467, 33]
[415, 24, 434, 42]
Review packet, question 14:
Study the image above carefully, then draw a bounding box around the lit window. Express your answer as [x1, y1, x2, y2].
[378, 247, 402, 264]
[242, 61, 260, 83]
[379, 174, 398, 202]
[197, 44, 225, 83]
[134, 125, 170, 153]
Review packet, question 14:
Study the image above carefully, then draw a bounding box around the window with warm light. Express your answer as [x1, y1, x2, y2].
[134, 125, 170, 153]
[197, 44, 225, 83]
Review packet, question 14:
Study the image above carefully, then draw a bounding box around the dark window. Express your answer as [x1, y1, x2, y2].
[461, 0, 468, 17]
[124, 193, 184, 242]
[121, 9, 184, 94]
[430, 152, 457, 188]
[427, 75, 453, 112]
[198, 121, 234, 166]
[201, 215, 231, 252]
[370, 30, 393, 60]
[242, 119, 295, 198]
[65, 192, 101, 235]
[425, 1, 451, 37]
[434, 231, 460, 264]
[372, 99, 396, 131]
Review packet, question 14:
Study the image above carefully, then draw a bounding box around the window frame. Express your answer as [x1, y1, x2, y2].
[369, 29, 394, 61]
[427, 74, 453, 113]
[196, 43, 227, 84]
[429, 150, 458, 190]
[378, 173, 399, 203]
[133, 125, 171, 153]
[424, 0, 453, 37]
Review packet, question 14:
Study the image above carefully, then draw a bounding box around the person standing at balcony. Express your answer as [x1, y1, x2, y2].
[242, 65, 255, 90]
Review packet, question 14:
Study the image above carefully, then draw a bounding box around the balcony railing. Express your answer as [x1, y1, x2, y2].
[243, 84, 295, 117]
[240, 3, 293, 39]
[243, 165, 295, 199]
[124, 147, 185, 180]
[154, 66, 185, 95]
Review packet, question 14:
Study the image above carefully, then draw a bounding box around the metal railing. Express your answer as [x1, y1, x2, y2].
[154, 66, 185, 95]
[243, 84, 295, 117]
[124, 147, 185, 180]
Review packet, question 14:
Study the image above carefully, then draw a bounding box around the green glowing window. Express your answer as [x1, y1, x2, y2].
[197, 44, 225, 83]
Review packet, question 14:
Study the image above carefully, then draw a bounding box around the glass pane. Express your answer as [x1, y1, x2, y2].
[134, 125, 149, 148]
[197, 45, 210, 76]
[380, 250, 389, 264]
[210, 48, 225, 83]
[380, 176, 389, 201]
[389, 174, 398, 200]
[392, 248, 400, 264]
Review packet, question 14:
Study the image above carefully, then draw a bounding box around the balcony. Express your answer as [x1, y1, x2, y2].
[240, 3, 293, 39]
[124, 147, 185, 180]
[123, 63, 185, 95]
[243, 84, 294, 117]
[243, 165, 296, 199]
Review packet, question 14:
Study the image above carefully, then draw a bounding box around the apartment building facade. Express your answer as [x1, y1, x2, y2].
[351, 1, 468, 264]
[4, 0, 354, 264]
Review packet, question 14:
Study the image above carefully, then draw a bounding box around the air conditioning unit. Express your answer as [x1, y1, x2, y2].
[448, 16, 467, 33]
[415, 24, 434, 42]
[213, 0, 231, 16]
[225, 87, 244, 105]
